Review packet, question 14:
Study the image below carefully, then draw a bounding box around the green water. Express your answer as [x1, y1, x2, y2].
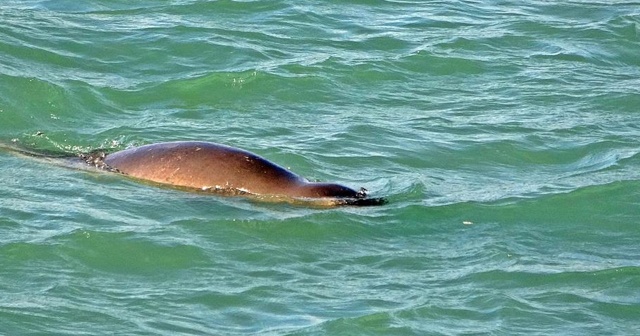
[1, 1, 640, 334]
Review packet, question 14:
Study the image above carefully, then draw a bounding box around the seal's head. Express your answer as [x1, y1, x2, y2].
[299, 183, 362, 198]
[297, 183, 387, 206]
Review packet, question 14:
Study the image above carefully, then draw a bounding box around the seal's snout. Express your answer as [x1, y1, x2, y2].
[339, 196, 388, 206]
[346, 187, 388, 206]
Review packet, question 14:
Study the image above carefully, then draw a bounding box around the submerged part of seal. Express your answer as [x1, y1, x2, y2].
[86, 141, 385, 206]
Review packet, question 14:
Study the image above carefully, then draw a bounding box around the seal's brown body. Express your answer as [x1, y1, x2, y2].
[101, 141, 384, 205]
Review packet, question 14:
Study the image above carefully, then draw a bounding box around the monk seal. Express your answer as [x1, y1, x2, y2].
[79, 141, 386, 206]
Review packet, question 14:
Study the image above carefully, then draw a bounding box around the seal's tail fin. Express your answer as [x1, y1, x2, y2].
[0, 141, 74, 158]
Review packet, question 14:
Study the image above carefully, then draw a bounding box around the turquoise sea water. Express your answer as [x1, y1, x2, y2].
[1, 1, 640, 334]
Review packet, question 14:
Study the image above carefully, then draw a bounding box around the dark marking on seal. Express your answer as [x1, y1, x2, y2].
[79, 150, 121, 173]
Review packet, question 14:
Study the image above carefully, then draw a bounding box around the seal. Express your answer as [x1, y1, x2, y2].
[81, 141, 386, 206]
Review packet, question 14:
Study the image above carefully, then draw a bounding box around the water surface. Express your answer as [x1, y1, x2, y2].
[1, 1, 640, 334]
